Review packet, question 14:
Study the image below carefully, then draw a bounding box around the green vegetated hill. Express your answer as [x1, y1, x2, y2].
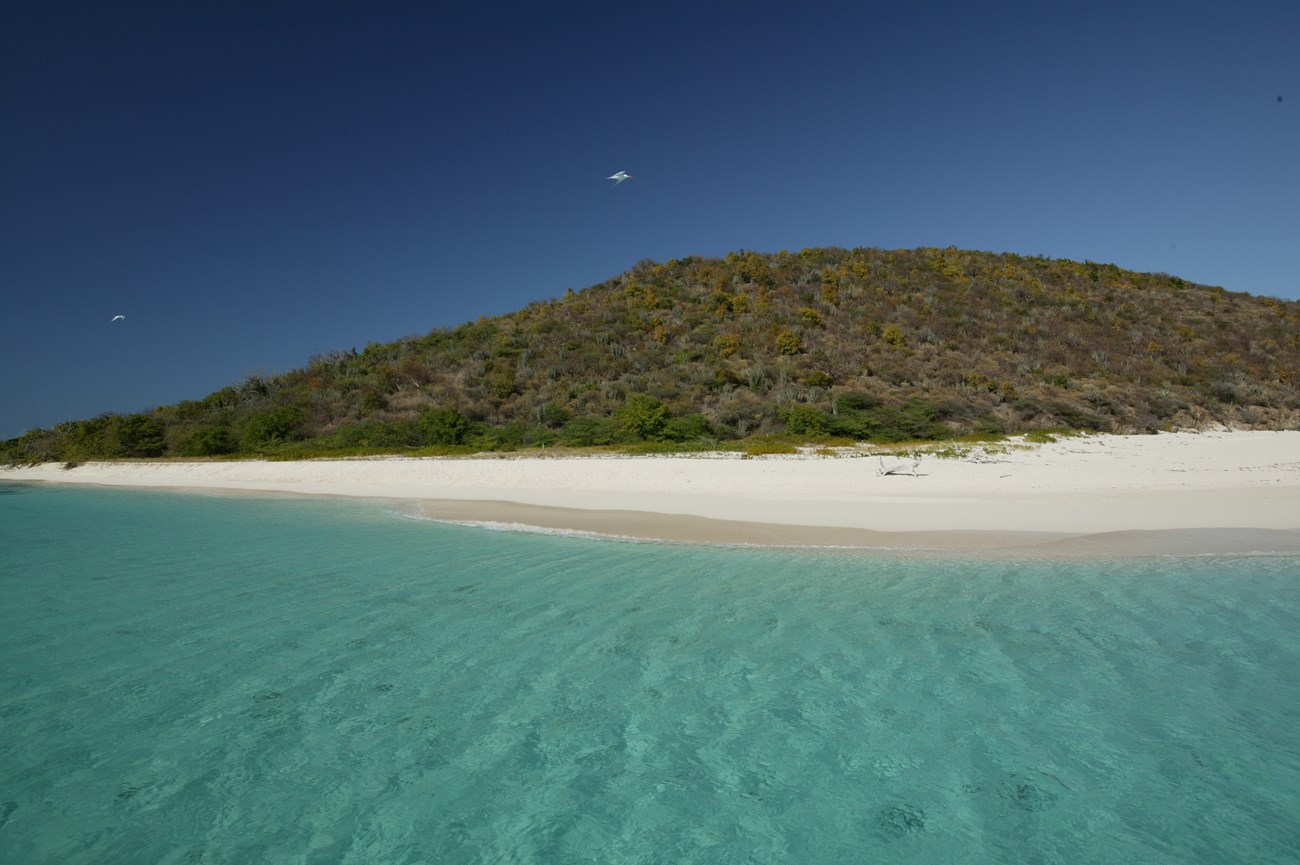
[5, 247, 1299, 463]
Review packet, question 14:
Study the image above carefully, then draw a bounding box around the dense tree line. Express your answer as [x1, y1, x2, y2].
[4, 247, 1298, 463]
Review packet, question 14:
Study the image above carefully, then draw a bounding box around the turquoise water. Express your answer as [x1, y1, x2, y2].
[1, 483, 1298, 864]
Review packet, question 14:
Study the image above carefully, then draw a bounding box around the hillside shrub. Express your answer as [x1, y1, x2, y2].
[559, 416, 618, 447]
[662, 413, 715, 442]
[419, 408, 469, 446]
[780, 405, 829, 436]
[7, 247, 1298, 462]
[177, 425, 238, 456]
[240, 407, 305, 449]
[616, 394, 668, 441]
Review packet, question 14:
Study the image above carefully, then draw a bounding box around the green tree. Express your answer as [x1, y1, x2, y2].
[780, 405, 828, 436]
[775, 330, 803, 355]
[616, 394, 668, 441]
[559, 415, 618, 446]
[820, 279, 839, 306]
[240, 407, 304, 449]
[419, 407, 469, 445]
[488, 368, 518, 399]
[178, 425, 237, 456]
[662, 413, 714, 442]
[358, 389, 389, 415]
[108, 414, 167, 457]
[540, 402, 571, 428]
[59, 416, 112, 460]
[859, 401, 947, 442]
[797, 307, 824, 327]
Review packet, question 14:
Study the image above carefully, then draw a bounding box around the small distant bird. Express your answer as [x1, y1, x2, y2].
[607, 170, 632, 185]
[111, 315, 125, 322]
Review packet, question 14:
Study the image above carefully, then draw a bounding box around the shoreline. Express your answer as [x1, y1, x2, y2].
[5, 430, 1299, 556]
[402, 499, 1300, 558]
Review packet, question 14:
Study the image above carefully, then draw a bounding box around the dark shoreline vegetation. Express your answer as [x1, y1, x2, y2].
[5, 247, 1298, 465]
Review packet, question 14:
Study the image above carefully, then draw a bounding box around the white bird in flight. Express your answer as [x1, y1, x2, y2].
[607, 170, 632, 185]
[111, 315, 126, 322]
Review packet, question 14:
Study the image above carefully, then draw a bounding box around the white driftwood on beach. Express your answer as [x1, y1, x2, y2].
[877, 456, 922, 477]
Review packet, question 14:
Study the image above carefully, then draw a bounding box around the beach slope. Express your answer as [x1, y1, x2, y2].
[6, 430, 1298, 554]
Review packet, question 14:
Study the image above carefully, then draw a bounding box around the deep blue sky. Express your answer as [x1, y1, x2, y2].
[3, 1, 1297, 438]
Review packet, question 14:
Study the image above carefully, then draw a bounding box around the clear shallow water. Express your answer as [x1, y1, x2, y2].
[1, 483, 1298, 865]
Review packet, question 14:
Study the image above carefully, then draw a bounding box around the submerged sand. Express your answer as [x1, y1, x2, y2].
[6, 430, 1299, 555]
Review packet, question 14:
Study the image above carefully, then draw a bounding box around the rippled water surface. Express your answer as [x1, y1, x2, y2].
[2, 482, 1298, 864]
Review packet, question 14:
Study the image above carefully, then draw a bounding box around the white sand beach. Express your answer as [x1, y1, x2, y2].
[6, 430, 1299, 555]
